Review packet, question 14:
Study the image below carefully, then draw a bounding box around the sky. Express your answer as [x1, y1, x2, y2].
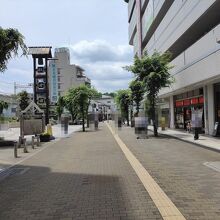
[0, 0, 134, 94]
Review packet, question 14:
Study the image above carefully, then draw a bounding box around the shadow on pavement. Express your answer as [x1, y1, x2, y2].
[0, 164, 137, 220]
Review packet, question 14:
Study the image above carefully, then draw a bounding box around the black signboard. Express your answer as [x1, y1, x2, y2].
[213, 122, 220, 137]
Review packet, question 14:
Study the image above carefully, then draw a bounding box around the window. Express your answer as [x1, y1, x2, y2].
[11, 108, 16, 113]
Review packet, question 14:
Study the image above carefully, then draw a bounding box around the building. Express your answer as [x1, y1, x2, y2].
[0, 94, 17, 118]
[124, 0, 220, 135]
[49, 47, 91, 101]
[89, 95, 116, 120]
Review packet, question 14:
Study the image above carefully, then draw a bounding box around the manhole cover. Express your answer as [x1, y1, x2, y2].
[204, 161, 220, 172]
[0, 167, 30, 182]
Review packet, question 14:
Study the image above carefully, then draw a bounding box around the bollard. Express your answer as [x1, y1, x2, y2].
[31, 136, 35, 149]
[14, 142, 18, 158]
[23, 138, 28, 153]
[36, 135, 40, 146]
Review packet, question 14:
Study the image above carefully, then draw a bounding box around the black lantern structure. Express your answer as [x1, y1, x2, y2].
[28, 46, 52, 125]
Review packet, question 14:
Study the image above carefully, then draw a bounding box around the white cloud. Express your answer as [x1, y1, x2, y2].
[70, 40, 133, 63]
[69, 40, 134, 92]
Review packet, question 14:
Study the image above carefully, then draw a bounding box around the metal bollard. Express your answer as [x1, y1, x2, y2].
[14, 142, 18, 158]
[37, 135, 40, 146]
[31, 136, 35, 149]
[23, 138, 28, 153]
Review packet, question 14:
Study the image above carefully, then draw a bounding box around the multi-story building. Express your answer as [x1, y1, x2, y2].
[124, 0, 220, 135]
[49, 47, 91, 102]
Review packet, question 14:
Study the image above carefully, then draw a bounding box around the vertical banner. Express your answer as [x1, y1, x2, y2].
[50, 61, 58, 103]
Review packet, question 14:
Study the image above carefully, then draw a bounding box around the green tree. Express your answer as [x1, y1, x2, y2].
[115, 89, 131, 126]
[129, 79, 145, 116]
[102, 92, 116, 98]
[17, 91, 30, 111]
[63, 89, 78, 123]
[0, 27, 27, 72]
[0, 100, 8, 115]
[126, 51, 173, 136]
[67, 85, 97, 132]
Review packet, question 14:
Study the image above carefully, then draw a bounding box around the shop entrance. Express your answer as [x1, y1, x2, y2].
[174, 88, 204, 131]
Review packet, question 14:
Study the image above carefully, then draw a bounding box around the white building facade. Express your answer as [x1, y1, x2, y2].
[125, 0, 220, 135]
[49, 47, 91, 101]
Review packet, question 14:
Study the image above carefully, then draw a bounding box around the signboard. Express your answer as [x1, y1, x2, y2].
[175, 100, 183, 107]
[183, 99, 190, 106]
[198, 96, 204, 104]
[23, 119, 44, 135]
[50, 61, 58, 103]
[191, 98, 198, 105]
[213, 122, 219, 137]
[191, 109, 203, 128]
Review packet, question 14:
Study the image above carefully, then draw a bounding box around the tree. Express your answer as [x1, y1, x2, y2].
[115, 89, 131, 126]
[102, 92, 116, 98]
[129, 79, 145, 116]
[67, 85, 97, 132]
[0, 100, 8, 115]
[17, 91, 30, 111]
[126, 51, 173, 136]
[63, 89, 78, 123]
[0, 27, 27, 72]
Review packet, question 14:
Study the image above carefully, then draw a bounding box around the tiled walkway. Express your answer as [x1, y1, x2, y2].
[0, 124, 162, 220]
[118, 125, 220, 220]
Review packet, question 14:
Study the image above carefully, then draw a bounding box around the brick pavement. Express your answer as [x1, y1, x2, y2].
[0, 124, 162, 220]
[117, 125, 220, 220]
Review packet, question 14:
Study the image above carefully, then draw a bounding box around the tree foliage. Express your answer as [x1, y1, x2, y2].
[115, 89, 131, 126]
[0, 100, 8, 115]
[102, 92, 116, 98]
[64, 85, 98, 132]
[17, 90, 30, 111]
[126, 51, 173, 136]
[129, 79, 145, 116]
[0, 27, 27, 72]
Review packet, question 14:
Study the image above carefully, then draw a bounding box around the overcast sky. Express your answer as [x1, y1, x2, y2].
[0, 0, 134, 94]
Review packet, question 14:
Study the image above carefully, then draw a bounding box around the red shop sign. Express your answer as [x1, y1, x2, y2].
[199, 96, 204, 104]
[183, 99, 190, 106]
[175, 100, 183, 107]
[191, 98, 198, 105]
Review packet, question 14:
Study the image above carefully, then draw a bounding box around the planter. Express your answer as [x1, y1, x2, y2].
[0, 140, 16, 147]
[39, 134, 50, 142]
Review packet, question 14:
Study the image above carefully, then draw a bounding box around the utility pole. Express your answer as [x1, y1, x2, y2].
[14, 82, 33, 95]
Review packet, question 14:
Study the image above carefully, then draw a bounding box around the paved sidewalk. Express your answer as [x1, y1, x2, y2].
[148, 125, 220, 152]
[0, 124, 81, 141]
[0, 123, 162, 220]
[0, 124, 81, 171]
[117, 124, 220, 220]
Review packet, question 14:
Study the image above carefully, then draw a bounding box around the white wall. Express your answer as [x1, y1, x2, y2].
[147, 0, 216, 53]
